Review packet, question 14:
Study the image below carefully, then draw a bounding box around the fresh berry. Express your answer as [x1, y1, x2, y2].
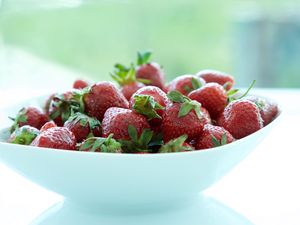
[162, 91, 208, 142]
[64, 112, 101, 143]
[40, 121, 57, 132]
[111, 64, 145, 100]
[159, 135, 194, 153]
[245, 95, 279, 126]
[196, 124, 234, 149]
[73, 79, 89, 89]
[10, 107, 49, 133]
[78, 134, 122, 153]
[83, 82, 129, 121]
[48, 90, 84, 126]
[188, 82, 227, 119]
[222, 99, 263, 139]
[31, 127, 76, 150]
[8, 125, 40, 145]
[167, 75, 206, 96]
[136, 51, 165, 90]
[196, 70, 234, 91]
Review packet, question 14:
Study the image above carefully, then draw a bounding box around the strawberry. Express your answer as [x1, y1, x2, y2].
[162, 91, 208, 142]
[244, 95, 279, 126]
[83, 82, 129, 121]
[167, 75, 206, 96]
[48, 90, 84, 126]
[78, 134, 122, 153]
[222, 99, 263, 139]
[64, 112, 101, 143]
[129, 86, 171, 126]
[188, 82, 228, 119]
[40, 121, 57, 132]
[31, 127, 76, 150]
[8, 125, 40, 145]
[73, 79, 89, 89]
[10, 107, 49, 133]
[196, 70, 234, 91]
[136, 51, 165, 90]
[159, 135, 194, 153]
[196, 124, 234, 149]
[111, 64, 145, 100]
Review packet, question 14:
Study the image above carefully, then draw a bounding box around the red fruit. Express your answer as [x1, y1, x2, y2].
[200, 107, 212, 124]
[64, 112, 101, 143]
[121, 82, 145, 100]
[31, 127, 76, 150]
[188, 82, 227, 119]
[222, 99, 263, 139]
[162, 91, 208, 142]
[215, 112, 225, 127]
[83, 82, 129, 121]
[40, 121, 57, 132]
[196, 70, 234, 91]
[136, 52, 165, 90]
[10, 107, 49, 133]
[102, 107, 150, 140]
[73, 79, 89, 89]
[167, 75, 206, 96]
[196, 124, 234, 150]
[244, 95, 279, 126]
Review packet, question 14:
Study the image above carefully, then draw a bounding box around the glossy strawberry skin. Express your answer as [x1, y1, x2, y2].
[83, 82, 129, 121]
[121, 81, 145, 100]
[73, 79, 89, 89]
[245, 95, 278, 126]
[222, 99, 263, 139]
[167, 75, 206, 96]
[136, 62, 165, 90]
[12, 107, 49, 131]
[162, 103, 207, 142]
[196, 70, 234, 91]
[196, 124, 234, 149]
[102, 107, 150, 140]
[188, 82, 227, 119]
[31, 127, 77, 150]
[40, 121, 57, 132]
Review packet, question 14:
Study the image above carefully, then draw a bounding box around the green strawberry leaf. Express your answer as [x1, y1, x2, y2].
[159, 135, 192, 153]
[211, 134, 221, 147]
[128, 125, 138, 142]
[191, 77, 202, 90]
[167, 91, 187, 103]
[221, 133, 227, 145]
[137, 51, 152, 65]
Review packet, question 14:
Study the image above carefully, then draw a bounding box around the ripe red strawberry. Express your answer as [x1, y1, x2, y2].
[10, 107, 49, 133]
[40, 121, 57, 132]
[102, 107, 150, 140]
[111, 64, 145, 100]
[222, 99, 263, 139]
[48, 90, 84, 126]
[73, 79, 89, 89]
[64, 112, 101, 143]
[244, 95, 279, 126]
[83, 82, 129, 121]
[31, 127, 76, 150]
[167, 75, 206, 96]
[196, 124, 234, 149]
[136, 51, 165, 90]
[8, 125, 40, 145]
[188, 82, 227, 119]
[159, 135, 194, 153]
[196, 70, 234, 91]
[162, 91, 208, 142]
[78, 134, 122, 153]
[130, 86, 171, 126]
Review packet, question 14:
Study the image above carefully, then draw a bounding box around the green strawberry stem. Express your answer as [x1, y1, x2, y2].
[159, 135, 192, 153]
[79, 134, 121, 153]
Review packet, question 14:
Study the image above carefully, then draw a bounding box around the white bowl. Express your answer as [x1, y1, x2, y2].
[0, 95, 281, 212]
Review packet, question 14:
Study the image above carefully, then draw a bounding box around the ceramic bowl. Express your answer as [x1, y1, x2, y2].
[0, 95, 281, 212]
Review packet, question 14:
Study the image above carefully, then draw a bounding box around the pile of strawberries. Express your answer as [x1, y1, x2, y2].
[8, 52, 278, 153]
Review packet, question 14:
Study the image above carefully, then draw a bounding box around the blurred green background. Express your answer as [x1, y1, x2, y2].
[0, 0, 300, 87]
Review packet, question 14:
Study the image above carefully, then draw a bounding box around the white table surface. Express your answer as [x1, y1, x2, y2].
[1, 48, 300, 225]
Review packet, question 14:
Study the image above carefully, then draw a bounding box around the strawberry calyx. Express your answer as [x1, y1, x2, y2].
[159, 135, 193, 153]
[132, 94, 164, 120]
[119, 125, 154, 153]
[9, 125, 40, 145]
[183, 77, 203, 94]
[67, 112, 101, 130]
[167, 91, 202, 119]
[137, 51, 152, 66]
[227, 80, 256, 103]
[78, 134, 122, 153]
[9, 108, 28, 133]
[211, 133, 227, 147]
